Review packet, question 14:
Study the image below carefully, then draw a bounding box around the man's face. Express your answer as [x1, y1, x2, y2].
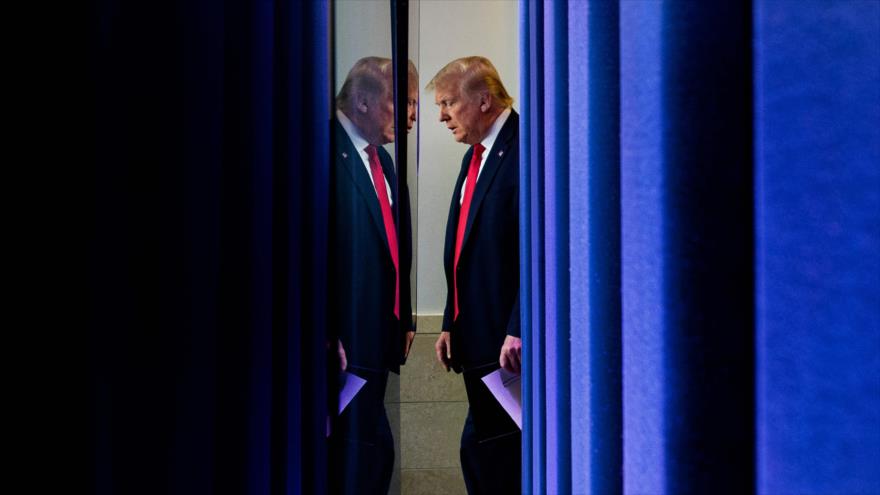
[354, 85, 395, 145]
[370, 88, 396, 144]
[407, 89, 418, 133]
[434, 80, 485, 145]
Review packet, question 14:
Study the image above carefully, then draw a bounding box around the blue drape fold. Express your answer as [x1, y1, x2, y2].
[521, 1, 878, 494]
[522, 2, 623, 494]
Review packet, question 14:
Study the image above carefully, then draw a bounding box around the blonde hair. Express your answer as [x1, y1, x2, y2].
[336, 56, 393, 111]
[426, 56, 513, 107]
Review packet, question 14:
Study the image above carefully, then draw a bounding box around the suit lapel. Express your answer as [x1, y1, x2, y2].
[335, 121, 389, 249]
[461, 111, 517, 252]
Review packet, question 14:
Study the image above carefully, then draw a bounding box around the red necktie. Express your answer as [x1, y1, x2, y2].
[454, 143, 485, 321]
[366, 145, 400, 320]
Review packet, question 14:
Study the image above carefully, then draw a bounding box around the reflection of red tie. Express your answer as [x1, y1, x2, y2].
[366, 145, 399, 319]
[454, 143, 485, 321]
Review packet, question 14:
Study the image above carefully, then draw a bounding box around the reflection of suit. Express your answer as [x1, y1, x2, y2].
[328, 118, 413, 495]
[443, 110, 520, 494]
[329, 118, 413, 373]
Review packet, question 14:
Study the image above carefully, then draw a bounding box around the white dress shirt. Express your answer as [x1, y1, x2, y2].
[337, 109, 393, 206]
[460, 107, 512, 204]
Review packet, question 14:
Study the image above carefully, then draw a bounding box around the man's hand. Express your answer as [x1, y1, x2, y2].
[499, 335, 522, 374]
[337, 339, 347, 371]
[435, 331, 453, 372]
[403, 330, 416, 359]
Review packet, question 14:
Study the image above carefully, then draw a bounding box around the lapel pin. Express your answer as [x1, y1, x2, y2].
[498, 150, 504, 157]
[342, 152, 348, 159]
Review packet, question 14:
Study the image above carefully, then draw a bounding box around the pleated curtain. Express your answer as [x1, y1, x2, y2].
[520, 1, 879, 494]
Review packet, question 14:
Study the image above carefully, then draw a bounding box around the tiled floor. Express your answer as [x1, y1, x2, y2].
[386, 315, 468, 495]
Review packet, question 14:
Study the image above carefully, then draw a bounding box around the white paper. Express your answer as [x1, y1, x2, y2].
[338, 371, 367, 414]
[481, 368, 522, 429]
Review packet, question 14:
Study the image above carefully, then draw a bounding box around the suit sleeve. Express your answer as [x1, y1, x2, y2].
[399, 181, 415, 334]
[442, 161, 466, 333]
[506, 141, 521, 339]
[442, 290, 454, 333]
[441, 186, 463, 333]
[506, 293, 520, 338]
[441, 199, 455, 332]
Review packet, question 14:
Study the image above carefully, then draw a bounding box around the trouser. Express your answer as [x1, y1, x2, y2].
[329, 367, 394, 495]
[460, 363, 521, 495]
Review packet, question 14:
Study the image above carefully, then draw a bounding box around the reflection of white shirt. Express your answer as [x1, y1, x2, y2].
[337, 109, 393, 206]
[460, 107, 512, 204]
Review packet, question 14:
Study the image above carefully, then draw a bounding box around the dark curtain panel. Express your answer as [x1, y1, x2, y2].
[628, 3, 756, 493]
[91, 1, 329, 493]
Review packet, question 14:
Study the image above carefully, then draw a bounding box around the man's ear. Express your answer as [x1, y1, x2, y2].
[354, 91, 371, 114]
[479, 92, 492, 113]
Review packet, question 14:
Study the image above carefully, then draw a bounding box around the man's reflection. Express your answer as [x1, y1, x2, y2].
[428, 56, 521, 494]
[407, 59, 419, 132]
[328, 56, 415, 494]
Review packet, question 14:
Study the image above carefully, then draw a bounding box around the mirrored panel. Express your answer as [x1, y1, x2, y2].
[330, 1, 519, 493]
[329, 1, 416, 494]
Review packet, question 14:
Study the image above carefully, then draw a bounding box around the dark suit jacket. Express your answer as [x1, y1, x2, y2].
[329, 119, 413, 374]
[442, 110, 520, 368]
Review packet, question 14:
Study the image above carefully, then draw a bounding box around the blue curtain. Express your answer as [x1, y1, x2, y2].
[754, 2, 880, 494]
[521, 2, 623, 494]
[521, 1, 879, 494]
[91, 1, 330, 493]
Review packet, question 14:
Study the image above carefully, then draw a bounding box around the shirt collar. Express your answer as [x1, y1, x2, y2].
[479, 107, 512, 155]
[337, 109, 370, 154]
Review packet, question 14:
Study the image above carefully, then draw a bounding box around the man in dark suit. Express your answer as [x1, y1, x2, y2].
[428, 56, 521, 494]
[328, 56, 415, 495]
